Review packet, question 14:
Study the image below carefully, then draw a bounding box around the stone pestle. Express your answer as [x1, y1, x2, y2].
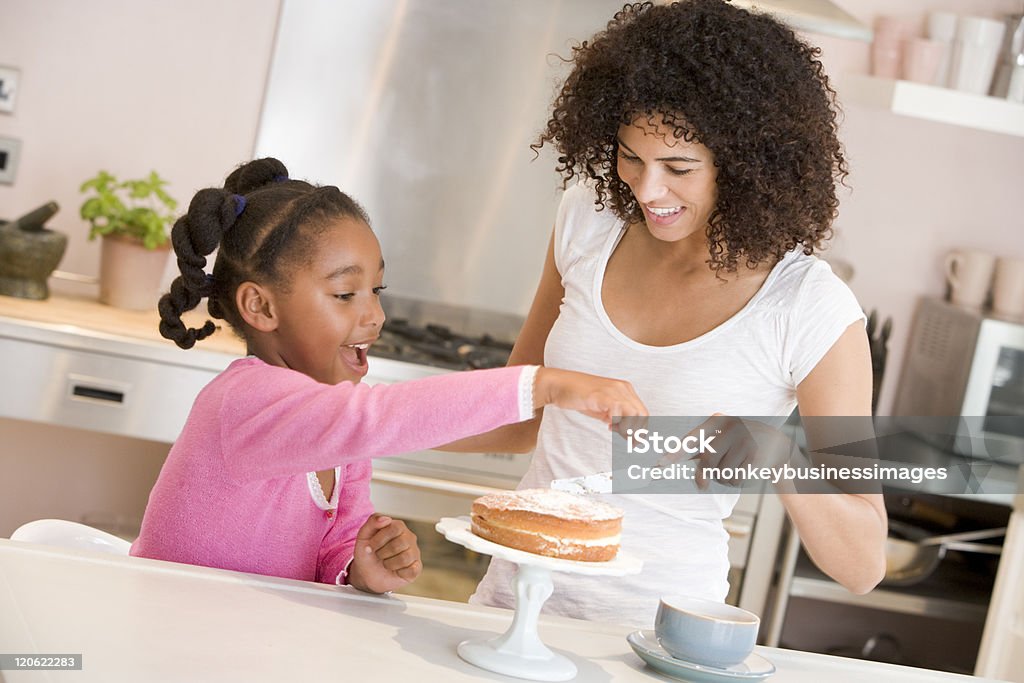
[7, 201, 60, 232]
[0, 201, 69, 300]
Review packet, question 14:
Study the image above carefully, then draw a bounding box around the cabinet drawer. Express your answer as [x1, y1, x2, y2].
[0, 336, 222, 444]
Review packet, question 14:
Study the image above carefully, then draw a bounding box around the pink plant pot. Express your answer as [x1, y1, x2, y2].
[98, 234, 171, 311]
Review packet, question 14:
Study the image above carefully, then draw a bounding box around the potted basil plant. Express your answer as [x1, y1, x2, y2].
[80, 170, 178, 310]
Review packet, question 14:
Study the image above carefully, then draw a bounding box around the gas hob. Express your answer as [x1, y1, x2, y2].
[371, 318, 513, 370]
[369, 296, 522, 371]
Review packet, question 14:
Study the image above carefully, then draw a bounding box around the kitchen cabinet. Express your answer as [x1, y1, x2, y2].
[840, 74, 1024, 138]
[0, 322, 233, 444]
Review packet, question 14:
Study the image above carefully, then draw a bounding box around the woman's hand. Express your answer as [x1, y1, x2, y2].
[534, 367, 648, 436]
[347, 513, 422, 594]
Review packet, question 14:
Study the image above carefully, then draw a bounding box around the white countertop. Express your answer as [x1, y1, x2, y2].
[0, 540, 1008, 683]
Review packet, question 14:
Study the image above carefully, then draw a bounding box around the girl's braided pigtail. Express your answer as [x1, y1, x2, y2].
[158, 189, 242, 349]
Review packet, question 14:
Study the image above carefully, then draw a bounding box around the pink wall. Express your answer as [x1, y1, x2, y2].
[808, 0, 1023, 413]
[0, 0, 280, 294]
[0, 0, 280, 536]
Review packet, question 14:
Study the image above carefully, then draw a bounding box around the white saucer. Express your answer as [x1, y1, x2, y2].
[627, 630, 776, 682]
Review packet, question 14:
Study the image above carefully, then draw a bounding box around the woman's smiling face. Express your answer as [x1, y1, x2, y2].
[615, 116, 718, 244]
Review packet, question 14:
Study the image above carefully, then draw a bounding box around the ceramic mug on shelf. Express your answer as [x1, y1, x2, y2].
[928, 11, 959, 86]
[944, 249, 996, 308]
[949, 16, 1006, 95]
[903, 38, 947, 84]
[992, 257, 1024, 317]
[872, 35, 903, 78]
[872, 15, 922, 79]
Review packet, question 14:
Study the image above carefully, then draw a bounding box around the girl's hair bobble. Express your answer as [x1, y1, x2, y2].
[232, 194, 247, 217]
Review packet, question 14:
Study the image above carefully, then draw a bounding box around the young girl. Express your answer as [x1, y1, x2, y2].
[130, 157, 646, 594]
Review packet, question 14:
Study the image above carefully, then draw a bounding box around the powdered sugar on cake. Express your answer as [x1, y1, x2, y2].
[471, 488, 623, 561]
[475, 488, 621, 521]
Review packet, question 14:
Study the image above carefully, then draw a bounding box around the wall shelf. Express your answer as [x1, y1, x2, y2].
[839, 74, 1024, 138]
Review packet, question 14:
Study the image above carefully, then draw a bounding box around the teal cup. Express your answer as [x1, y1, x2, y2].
[654, 595, 759, 668]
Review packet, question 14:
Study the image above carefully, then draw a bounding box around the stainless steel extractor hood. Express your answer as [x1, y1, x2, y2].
[256, 1, 631, 316]
[730, 0, 872, 42]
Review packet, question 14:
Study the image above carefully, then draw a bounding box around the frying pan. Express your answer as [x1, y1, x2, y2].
[883, 520, 1005, 586]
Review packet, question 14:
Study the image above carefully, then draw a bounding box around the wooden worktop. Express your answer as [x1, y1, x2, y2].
[0, 293, 247, 357]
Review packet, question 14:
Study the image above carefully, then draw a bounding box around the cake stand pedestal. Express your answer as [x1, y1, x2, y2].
[435, 516, 642, 682]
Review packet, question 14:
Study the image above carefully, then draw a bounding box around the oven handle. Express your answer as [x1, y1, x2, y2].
[370, 470, 509, 497]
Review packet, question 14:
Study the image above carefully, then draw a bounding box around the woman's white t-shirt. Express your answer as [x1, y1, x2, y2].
[470, 183, 865, 627]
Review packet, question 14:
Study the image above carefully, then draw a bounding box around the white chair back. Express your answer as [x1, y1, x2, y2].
[10, 519, 131, 556]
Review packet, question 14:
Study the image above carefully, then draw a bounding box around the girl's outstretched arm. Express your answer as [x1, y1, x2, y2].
[216, 358, 645, 483]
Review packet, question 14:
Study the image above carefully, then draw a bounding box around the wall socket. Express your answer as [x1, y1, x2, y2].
[0, 137, 22, 184]
[0, 66, 19, 114]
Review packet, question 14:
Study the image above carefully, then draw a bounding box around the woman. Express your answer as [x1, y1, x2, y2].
[449, 0, 886, 627]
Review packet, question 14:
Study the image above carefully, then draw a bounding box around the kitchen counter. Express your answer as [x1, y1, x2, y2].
[0, 539, 1010, 683]
[0, 291, 525, 359]
[0, 292, 247, 357]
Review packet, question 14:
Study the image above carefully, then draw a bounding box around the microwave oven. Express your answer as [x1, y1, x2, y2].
[893, 297, 1024, 464]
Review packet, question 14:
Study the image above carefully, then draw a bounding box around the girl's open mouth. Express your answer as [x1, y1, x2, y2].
[341, 342, 371, 374]
[351, 344, 369, 364]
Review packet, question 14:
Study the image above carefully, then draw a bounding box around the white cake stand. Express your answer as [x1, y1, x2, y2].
[435, 516, 642, 682]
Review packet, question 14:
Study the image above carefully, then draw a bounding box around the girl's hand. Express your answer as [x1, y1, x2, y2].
[347, 513, 422, 594]
[534, 367, 648, 436]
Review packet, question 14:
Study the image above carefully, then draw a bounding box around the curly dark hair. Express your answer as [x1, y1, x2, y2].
[158, 158, 370, 349]
[535, 0, 847, 273]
